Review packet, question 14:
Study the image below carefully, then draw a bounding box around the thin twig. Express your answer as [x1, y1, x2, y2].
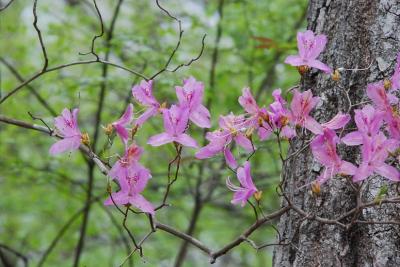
[0, 0, 14, 12]
[0, 57, 57, 116]
[33, 0, 49, 71]
[79, 0, 105, 60]
[149, 1, 206, 80]
[0, 59, 148, 105]
[0, 244, 28, 267]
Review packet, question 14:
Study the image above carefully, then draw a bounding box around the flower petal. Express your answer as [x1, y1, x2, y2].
[49, 136, 81, 155]
[224, 148, 237, 169]
[375, 164, 400, 181]
[147, 133, 174, 146]
[129, 194, 155, 215]
[175, 134, 198, 148]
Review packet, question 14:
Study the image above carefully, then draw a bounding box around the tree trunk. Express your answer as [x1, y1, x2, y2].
[273, 0, 400, 266]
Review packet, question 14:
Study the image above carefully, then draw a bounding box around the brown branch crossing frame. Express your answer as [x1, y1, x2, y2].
[1, 115, 400, 264]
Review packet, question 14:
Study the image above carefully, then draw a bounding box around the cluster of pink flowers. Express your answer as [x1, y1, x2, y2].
[49, 77, 211, 215]
[49, 29, 400, 211]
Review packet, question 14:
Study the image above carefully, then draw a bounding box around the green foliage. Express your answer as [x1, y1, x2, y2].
[0, 0, 306, 266]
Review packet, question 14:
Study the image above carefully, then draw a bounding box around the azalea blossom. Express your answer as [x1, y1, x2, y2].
[196, 113, 254, 168]
[111, 104, 133, 145]
[391, 52, 400, 91]
[342, 105, 384, 145]
[175, 77, 211, 128]
[147, 105, 198, 148]
[132, 80, 162, 126]
[226, 161, 258, 207]
[367, 81, 398, 112]
[284, 30, 332, 73]
[238, 87, 272, 140]
[269, 89, 295, 139]
[353, 132, 399, 182]
[49, 108, 82, 155]
[195, 130, 237, 168]
[239, 87, 260, 114]
[367, 81, 400, 138]
[311, 129, 357, 184]
[289, 89, 322, 134]
[105, 164, 154, 215]
[105, 143, 154, 214]
[108, 143, 146, 182]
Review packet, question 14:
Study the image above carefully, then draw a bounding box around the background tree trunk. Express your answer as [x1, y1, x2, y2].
[273, 0, 400, 266]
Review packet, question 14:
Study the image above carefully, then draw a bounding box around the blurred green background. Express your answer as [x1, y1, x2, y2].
[0, 0, 306, 266]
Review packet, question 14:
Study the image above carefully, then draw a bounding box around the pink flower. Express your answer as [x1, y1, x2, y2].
[367, 81, 400, 138]
[196, 113, 253, 168]
[353, 132, 399, 182]
[391, 52, 400, 91]
[112, 104, 133, 145]
[147, 105, 198, 148]
[386, 114, 400, 139]
[367, 81, 398, 113]
[238, 87, 272, 140]
[226, 161, 258, 207]
[132, 80, 161, 126]
[108, 143, 145, 182]
[195, 130, 235, 167]
[342, 105, 384, 145]
[105, 164, 154, 215]
[49, 108, 82, 155]
[288, 89, 350, 135]
[289, 89, 322, 134]
[311, 129, 357, 184]
[269, 89, 295, 139]
[239, 87, 259, 114]
[321, 113, 350, 130]
[105, 143, 154, 214]
[284, 30, 332, 73]
[175, 77, 211, 128]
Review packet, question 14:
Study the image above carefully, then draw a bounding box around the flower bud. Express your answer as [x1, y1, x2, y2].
[81, 132, 90, 146]
[280, 116, 289, 127]
[245, 127, 254, 139]
[311, 181, 321, 195]
[331, 69, 340, 81]
[392, 106, 400, 117]
[106, 183, 112, 193]
[390, 147, 400, 158]
[261, 113, 270, 123]
[254, 191, 262, 202]
[131, 124, 139, 138]
[103, 124, 113, 136]
[258, 117, 264, 127]
[159, 102, 167, 111]
[384, 79, 392, 90]
[297, 65, 310, 75]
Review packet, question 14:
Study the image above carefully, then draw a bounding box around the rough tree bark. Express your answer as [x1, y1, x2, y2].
[273, 0, 400, 266]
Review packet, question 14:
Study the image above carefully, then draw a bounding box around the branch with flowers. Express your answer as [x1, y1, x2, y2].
[2, 0, 400, 263]
[2, 29, 400, 264]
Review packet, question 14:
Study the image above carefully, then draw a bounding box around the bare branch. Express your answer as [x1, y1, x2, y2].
[0, 0, 14, 12]
[33, 0, 49, 71]
[155, 221, 212, 255]
[79, 0, 105, 60]
[0, 57, 57, 116]
[149, 0, 206, 80]
[209, 206, 290, 263]
[0, 244, 28, 267]
[0, 114, 109, 175]
[206, 0, 224, 108]
[0, 59, 148, 105]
